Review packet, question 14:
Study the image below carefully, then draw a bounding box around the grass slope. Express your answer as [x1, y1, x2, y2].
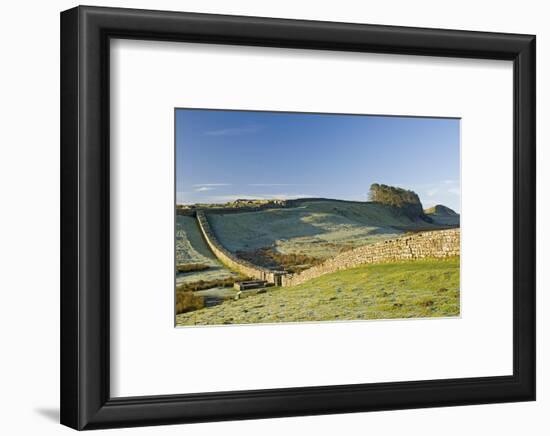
[176, 257, 460, 326]
[175, 216, 237, 284]
[208, 200, 443, 259]
[424, 204, 460, 226]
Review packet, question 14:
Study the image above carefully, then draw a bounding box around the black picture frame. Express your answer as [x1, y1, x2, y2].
[60, 5, 536, 430]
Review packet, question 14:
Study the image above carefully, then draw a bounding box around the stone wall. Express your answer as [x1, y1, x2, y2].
[196, 211, 283, 283]
[280, 229, 460, 287]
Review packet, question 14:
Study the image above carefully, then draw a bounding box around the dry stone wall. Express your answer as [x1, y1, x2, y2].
[196, 211, 281, 283]
[280, 229, 460, 287]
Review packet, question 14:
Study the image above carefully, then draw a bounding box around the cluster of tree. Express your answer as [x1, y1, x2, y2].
[369, 183, 421, 207]
[368, 183, 427, 221]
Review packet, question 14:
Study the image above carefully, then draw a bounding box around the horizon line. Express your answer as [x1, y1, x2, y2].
[175, 196, 459, 212]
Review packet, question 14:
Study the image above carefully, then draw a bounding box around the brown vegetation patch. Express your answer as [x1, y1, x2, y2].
[236, 247, 324, 273]
[176, 263, 210, 274]
[176, 276, 246, 292]
[176, 276, 251, 293]
[176, 275, 252, 314]
[176, 291, 205, 314]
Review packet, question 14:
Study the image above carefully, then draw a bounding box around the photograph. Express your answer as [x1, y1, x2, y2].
[175, 109, 461, 326]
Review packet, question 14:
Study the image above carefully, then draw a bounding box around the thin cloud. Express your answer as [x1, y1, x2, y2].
[248, 183, 294, 187]
[248, 183, 305, 186]
[203, 125, 262, 137]
[192, 183, 231, 187]
[248, 183, 320, 187]
[195, 187, 214, 192]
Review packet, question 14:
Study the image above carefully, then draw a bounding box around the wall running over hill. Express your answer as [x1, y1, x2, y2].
[196, 211, 283, 283]
[196, 209, 459, 288]
[280, 229, 460, 287]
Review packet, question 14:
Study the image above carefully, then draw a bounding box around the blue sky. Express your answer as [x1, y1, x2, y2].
[176, 109, 460, 212]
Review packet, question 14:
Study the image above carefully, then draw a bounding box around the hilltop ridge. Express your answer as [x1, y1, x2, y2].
[424, 204, 459, 216]
[424, 204, 460, 226]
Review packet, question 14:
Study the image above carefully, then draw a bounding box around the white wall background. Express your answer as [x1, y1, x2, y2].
[0, 0, 546, 435]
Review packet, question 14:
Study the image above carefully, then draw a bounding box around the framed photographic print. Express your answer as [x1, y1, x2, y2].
[60, 6, 536, 430]
[174, 109, 461, 326]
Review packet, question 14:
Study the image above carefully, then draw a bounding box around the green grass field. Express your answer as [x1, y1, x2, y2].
[176, 257, 460, 326]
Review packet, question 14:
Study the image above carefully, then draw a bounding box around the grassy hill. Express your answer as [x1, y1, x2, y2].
[175, 215, 238, 285]
[176, 257, 460, 325]
[424, 204, 460, 227]
[208, 199, 455, 261]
